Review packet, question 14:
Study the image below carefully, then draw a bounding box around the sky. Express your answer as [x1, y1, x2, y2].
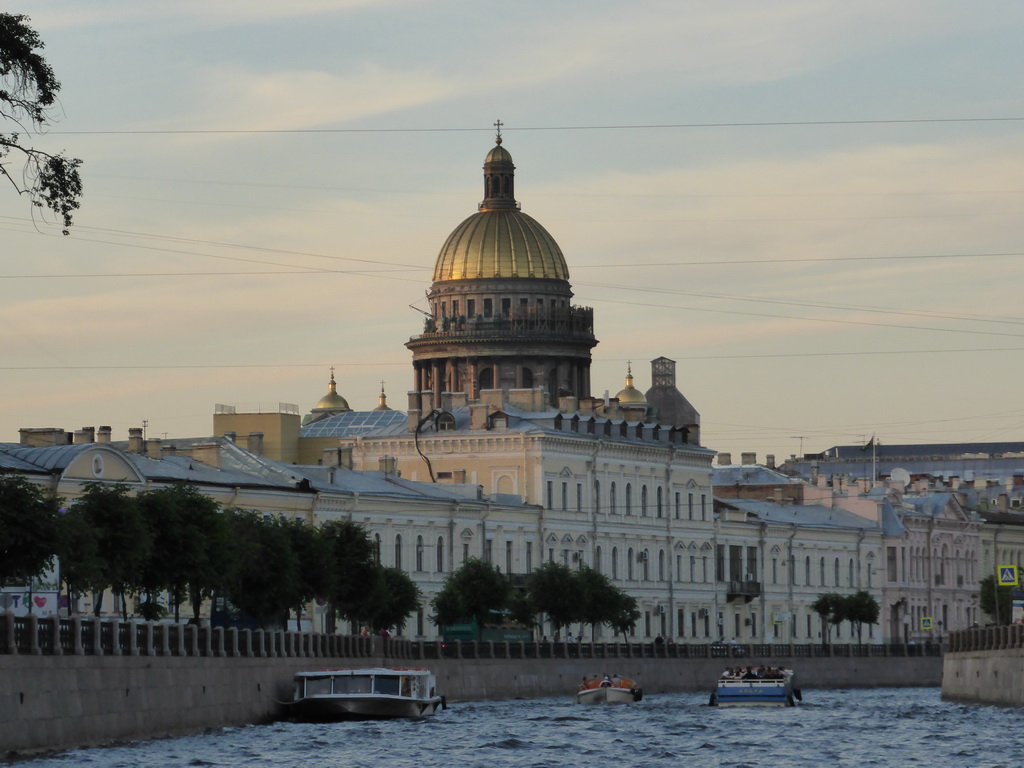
[3, 0, 1024, 464]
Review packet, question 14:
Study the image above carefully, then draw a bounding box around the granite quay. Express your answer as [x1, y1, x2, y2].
[1, 613, 944, 757]
[941, 624, 1024, 707]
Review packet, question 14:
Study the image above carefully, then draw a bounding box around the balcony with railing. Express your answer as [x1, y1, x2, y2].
[726, 580, 761, 603]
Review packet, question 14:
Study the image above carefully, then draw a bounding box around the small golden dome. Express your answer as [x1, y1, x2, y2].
[615, 365, 646, 405]
[314, 371, 350, 412]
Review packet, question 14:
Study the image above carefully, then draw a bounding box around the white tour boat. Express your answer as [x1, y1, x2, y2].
[291, 667, 445, 721]
[709, 667, 800, 707]
[575, 675, 643, 705]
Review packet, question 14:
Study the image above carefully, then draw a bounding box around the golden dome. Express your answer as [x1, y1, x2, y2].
[433, 209, 569, 281]
[615, 365, 646, 405]
[314, 371, 350, 412]
[432, 136, 569, 282]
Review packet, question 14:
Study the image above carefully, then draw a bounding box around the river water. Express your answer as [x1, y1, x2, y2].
[21, 688, 1024, 768]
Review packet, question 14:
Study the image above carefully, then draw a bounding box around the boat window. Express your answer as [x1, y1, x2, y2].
[374, 676, 401, 696]
[305, 677, 333, 696]
[336, 675, 373, 694]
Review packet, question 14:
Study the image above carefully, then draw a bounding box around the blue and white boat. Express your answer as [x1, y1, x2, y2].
[710, 668, 800, 707]
[291, 667, 445, 720]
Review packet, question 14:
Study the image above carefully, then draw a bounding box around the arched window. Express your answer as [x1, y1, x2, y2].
[395, 534, 403, 570]
[658, 549, 666, 581]
[594, 480, 601, 513]
[374, 533, 382, 563]
[521, 367, 533, 388]
[627, 548, 635, 580]
[436, 536, 444, 572]
[804, 556, 811, 586]
[848, 558, 855, 586]
[610, 482, 617, 514]
[612, 547, 619, 580]
[641, 486, 648, 517]
[656, 487, 664, 518]
[642, 549, 650, 581]
[819, 557, 826, 585]
[416, 535, 424, 572]
[625, 483, 633, 516]
[479, 367, 494, 390]
[834, 557, 840, 586]
[595, 546, 602, 574]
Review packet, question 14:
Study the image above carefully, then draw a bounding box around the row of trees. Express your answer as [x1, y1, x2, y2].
[0, 476, 418, 632]
[810, 591, 881, 644]
[431, 559, 641, 641]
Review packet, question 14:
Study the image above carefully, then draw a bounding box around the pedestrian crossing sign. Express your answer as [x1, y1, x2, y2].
[920, 617, 932, 630]
[998, 565, 1019, 586]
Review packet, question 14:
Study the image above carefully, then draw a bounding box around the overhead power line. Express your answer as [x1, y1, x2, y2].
[49, 116, 1024, 136]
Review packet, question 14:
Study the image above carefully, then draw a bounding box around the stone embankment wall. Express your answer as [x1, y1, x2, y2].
[941, 625, 1024, 707]
[0, 615, 943, 757]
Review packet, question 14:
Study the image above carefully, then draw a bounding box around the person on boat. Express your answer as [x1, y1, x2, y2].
[600, 674, 612, 688]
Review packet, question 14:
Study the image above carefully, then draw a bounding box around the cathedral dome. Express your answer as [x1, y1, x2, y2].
[615, 366, 646, 405]
[432, 209, 569, 281]
[314, 372, 349, 412]
[431, 135, 569, 283]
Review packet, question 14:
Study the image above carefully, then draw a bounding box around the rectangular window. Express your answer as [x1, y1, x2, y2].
[716, 544, 726, 582]
[701, 493, 707, 521]
[561, 481, 567, 510]
[506, 540, 513, 574]
[687, 493, 694, 520]
[526, 541, 533, 572]
[887, 546, 898, 582]
[546, 480, 553, 510]
[467, 298, 476, 317]
[674, 492, 680, 519]
[746, 546, 757, 581]
[462, 542, 469, 564]
[452, 299, 459, 317]
[483, 297, 493, 317]
[484, 539, 492, 564]
[576, 483, 583, 511]
[501, 297, 511, 315]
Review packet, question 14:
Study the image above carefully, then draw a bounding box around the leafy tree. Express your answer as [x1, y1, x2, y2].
[0, 474, 60, 586]
[843, 590, 880, 641]
[430, 558, 511, 639]
[54, 500, 102, 616]
[367, 566, 421, 633]
[979, 575, 1013, 625]
[526, 561, 580, 638]
[285, 516, 335, 631]
[810, 593, 846, 646]
[321, 519, 378, 632]
[136, 483, 228, 623]
[74, 483, 151, 619]
[223, 509, 298, 629]
[0, 14, 83, 233]
[605, 588, 641, 641]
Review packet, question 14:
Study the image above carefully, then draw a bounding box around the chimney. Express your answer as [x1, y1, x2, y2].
[322, 446, 353, 470]
[766, 454, 776, 470]
[191, 442, 220, 468]
[223, 431, 236, 443]
[161, 444, 176, 457]
[73, 429, 90, 445]
[741, 452, 756, 466]
[379, 456, 399, 476]
[146, 438, 161, 459]
[97, 426, 112, 444]
[247, 432, 264, 456]
[128, 427, 144, 454]
[717, 452, 732, 466]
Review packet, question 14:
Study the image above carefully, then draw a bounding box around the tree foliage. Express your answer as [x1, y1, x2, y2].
[321, 519, 379, 629]
[136, 483, 227, 622]
[430, 558, 511, 638]
[367, 567, 421, 633]
[979, 575, 1013, 624]
[811, 590, 880, 643]
[0, 474, 60, 585]
[526, 561, 580, 636]
[73, 483, 152, 619]
[0, 14, 82, 233]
